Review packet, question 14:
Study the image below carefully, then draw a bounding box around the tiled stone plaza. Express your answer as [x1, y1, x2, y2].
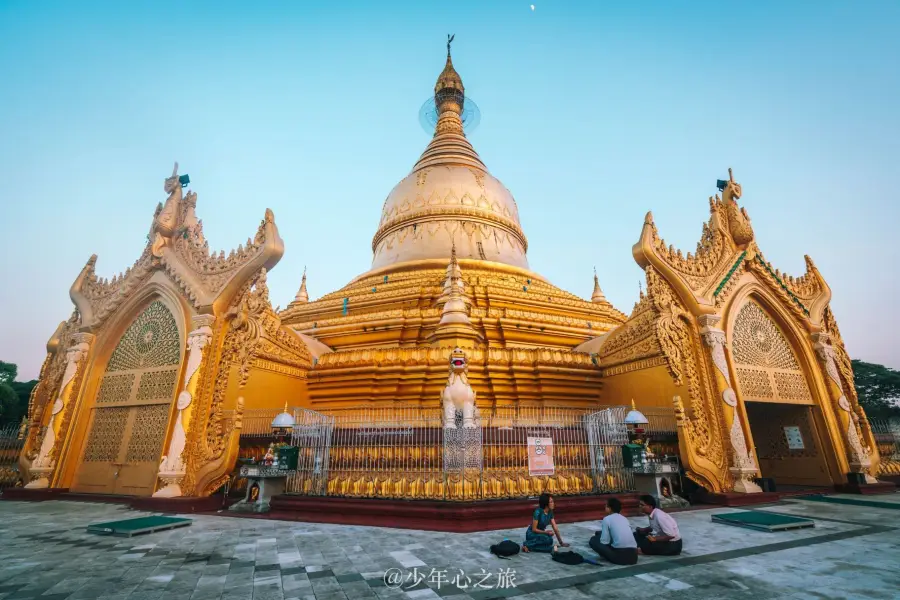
[0, 495, 898, 600]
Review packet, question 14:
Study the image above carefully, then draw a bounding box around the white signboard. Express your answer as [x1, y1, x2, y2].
[527, 436, 555, 476]
[783, 426, 805, 450]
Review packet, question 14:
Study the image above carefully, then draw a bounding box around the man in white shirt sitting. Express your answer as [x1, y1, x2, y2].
[589, 497, 638, 565]
[634, 494, 682, 556]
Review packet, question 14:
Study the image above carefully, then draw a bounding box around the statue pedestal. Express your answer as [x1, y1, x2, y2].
[631, 463, 689, 509]
[24, 465, 54, 489]
[230, 466, 287, 514]
[443, 426, 483, 472]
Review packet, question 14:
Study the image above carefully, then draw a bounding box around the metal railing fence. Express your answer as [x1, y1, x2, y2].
[0, 421, 26, 491]
[870, 418, 900, 469]
[276, 404, 679, 501]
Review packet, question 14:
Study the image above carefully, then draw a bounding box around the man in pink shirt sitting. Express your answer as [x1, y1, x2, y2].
[634, 494, 683, 556]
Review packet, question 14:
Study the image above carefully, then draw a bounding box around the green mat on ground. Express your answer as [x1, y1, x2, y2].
[712, 511, 814, 532]
[798, 495, 900, 511]
[86, 516, 192, 537]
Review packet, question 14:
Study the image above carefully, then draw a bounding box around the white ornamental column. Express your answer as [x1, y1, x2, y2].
[154, 314, 215, 498]
[26, 332, 95, 489]
[811, 333, 876, 483]
[699, 315, 763, 493]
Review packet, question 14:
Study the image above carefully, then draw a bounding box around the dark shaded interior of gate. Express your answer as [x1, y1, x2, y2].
[745, 402, 833, 488]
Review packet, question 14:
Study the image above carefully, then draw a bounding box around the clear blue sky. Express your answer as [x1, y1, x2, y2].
[1, 0, 898, 380]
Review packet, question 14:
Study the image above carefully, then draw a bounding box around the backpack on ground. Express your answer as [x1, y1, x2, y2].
[552, 549, 586, 565]
[490, 539, 520, 559]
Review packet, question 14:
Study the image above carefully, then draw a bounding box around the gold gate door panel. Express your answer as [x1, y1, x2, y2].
[746, 403, 832, 486]
[72, 301, 181, 496]
[732, 301, 814, 405]
[732, 300, 833, 486]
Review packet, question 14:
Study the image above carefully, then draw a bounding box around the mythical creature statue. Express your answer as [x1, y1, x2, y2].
[150, 162, 184, 255]
[441, 347, 479, 429]
[719, 168, 754, 246]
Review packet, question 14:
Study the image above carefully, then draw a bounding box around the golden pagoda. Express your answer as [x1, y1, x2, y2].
[16, 41, 893, 504]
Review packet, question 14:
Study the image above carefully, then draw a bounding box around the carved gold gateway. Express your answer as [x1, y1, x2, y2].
[72, 300, 182, 496]
[732, 300, 813, 405]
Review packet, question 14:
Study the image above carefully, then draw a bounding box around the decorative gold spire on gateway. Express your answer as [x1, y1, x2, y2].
[371, 37, 530, 271]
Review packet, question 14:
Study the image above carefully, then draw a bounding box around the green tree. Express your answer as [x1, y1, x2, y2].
[852, 359, 900, 419]
[0, 361, 16, 385]
[0, 361, 37, 426]
[0, 383, 17, 422]
[6, 380, 37, 425]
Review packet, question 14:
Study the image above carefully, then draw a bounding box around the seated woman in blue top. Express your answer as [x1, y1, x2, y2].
[522, 493, 569, 552]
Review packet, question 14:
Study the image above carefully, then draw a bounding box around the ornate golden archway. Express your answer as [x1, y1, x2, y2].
[71, 300, 182, 495]
[731, 299, 831, 486]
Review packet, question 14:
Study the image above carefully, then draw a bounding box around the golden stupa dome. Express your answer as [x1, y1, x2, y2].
[370, 42, 529, 271]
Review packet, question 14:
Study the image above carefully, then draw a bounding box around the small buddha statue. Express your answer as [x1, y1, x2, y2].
[263, 443, 275, 466]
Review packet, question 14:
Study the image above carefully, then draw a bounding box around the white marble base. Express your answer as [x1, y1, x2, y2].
[730, 467, 763, 493]
[24, 473, 51, 489]
[152, 478, 184, 498]
[229, 475, 286, 514]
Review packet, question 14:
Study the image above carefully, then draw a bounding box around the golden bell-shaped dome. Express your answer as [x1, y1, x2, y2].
[371, 38, 529, 271]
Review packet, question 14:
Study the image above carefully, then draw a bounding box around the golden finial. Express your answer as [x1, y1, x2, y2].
[293, 266, 309, 303]
[728, 167, 734, 183]
[631, 398, 637, 411]
[591, 267, 606, 303]
[435, 35, 465, 114]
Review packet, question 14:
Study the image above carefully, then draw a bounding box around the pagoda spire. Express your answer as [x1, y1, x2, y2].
[591, 267, 607, 303]
[412, 36, 486, 172]
[438, 242, 466, 304]
[429, 243, 481, 348]
[293, 267, 309, 303]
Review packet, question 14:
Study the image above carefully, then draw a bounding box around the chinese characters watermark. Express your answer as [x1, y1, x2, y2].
[383, 567, 517, 591]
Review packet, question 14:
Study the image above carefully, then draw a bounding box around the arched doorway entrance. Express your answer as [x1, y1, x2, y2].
[731, 299, 833, 487]
[71, 300, 182, 495]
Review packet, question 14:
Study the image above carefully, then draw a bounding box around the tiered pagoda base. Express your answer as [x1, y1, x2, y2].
[834, 481, 897, 495]
[694, 490, 782, 507]
[1, 487, 223, 513]
[266, 493, 641, 533]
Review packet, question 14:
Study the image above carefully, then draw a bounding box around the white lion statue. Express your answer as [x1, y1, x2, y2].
[442, 347, 480, 429]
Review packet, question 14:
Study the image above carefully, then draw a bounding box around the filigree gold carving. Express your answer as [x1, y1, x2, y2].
[732, 302, 801, 370]
[746, 253, 814, 321]
[182, 270, 305, 496]
[82, 407, 129, 463]
[646, 211, 735, 292]
[600, 356, 668, 377]
[719, 169, 754, 246]
[26, 332, 95, 488]
[644, 266, 726, 481]
[699, 316, 759, 483]
[21, 313, 81, 465]
[71, 164, 283, 331]
[314, 345, 597, 370]
[125, 404, 170, 463]
[812, 333, 871, 473]
[732, 300, 814, 405]
[154, 314, 215, 497]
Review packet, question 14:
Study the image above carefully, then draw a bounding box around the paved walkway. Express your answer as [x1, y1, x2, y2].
[0, 495, 897, 600]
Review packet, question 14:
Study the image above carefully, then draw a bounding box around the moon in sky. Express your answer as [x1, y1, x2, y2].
[531, 4, 535, 10]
